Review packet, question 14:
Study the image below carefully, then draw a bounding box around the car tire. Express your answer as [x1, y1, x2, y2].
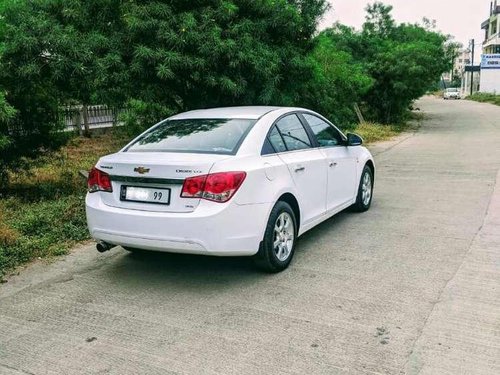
[254, 201, 297, 273]
[351, 165, 374, 212]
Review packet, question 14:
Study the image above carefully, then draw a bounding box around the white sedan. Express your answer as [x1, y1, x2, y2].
[443, 88, 461, 100]
[86, 107, 375, 272]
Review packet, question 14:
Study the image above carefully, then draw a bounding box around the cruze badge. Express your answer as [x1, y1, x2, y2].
[176, 169, 202, 174]
[134, 167, 150, 174]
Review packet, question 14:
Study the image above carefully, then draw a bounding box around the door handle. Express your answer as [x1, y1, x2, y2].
[329, 161, 338, 168]
[294, 166, 306, 172]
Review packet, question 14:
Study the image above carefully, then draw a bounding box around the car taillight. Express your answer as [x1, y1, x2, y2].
[181, 172, 246, 203]
[87, 167, 113, 193]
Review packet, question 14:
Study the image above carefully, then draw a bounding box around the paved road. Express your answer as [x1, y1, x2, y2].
[1, 97, 499, 375]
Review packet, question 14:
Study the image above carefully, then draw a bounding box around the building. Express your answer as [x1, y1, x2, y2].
[482, 1, 500, 54]
[480, 1, 500, 93]
[456, 50, 474, 96]
[443, 49, 471, 86]
[454, 50, 471, 76]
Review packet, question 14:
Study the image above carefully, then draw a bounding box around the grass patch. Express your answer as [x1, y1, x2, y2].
[349, 115, 418, 144]
[467, 93, 500, 106]
[351, 122, 398, 144]
[5, 132, 129, 201]
[345, 107, 421, 144]
[0, 129, 130, 278]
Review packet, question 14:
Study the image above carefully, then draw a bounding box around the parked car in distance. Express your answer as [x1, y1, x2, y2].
[86, 107, 375, 272]
[444, 88, 461, 100]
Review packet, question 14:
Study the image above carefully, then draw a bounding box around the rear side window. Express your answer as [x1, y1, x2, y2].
[275, 114, 312, 151]
[126, 118, 256, 155]
[268, 126, 287, 153]
[303, 113, 344, 147]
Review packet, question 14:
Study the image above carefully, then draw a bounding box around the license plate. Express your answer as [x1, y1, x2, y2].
[120, 186, 171, 205]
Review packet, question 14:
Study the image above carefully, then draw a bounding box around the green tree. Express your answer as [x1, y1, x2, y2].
[301, 33, 373, 126]
[0, 91, 16, 173]
[119, 0, 328, 129]
[0, 0, 453, 184]
[0, 1, 15, 159]
[0, 0, 329, 166]
[0, 0, 68, 181]
[0, 0, 129, 181]
[322, 2, 451, 123]
[1, 0, 126, 133]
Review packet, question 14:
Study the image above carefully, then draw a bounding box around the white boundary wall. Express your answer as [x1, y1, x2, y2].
[480, 54, 500, 93]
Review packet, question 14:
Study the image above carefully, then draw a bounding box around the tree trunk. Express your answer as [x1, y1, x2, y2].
[353, 103, 365, 124]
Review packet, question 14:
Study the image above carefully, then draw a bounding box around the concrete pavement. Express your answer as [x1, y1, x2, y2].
[0, 97, 499, 374]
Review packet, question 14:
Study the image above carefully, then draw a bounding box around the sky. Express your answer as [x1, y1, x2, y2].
[320, 0, 491, 61]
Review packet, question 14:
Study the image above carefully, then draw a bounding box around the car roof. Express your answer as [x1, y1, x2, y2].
[169, 106, 283, 120]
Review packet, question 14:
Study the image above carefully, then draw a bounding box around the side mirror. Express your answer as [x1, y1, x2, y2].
[347, 133, 363, 146]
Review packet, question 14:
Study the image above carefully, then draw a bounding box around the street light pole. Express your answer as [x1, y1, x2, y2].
[470, 39, 475, 96]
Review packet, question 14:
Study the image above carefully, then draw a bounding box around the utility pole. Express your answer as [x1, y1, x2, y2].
[470, 39, 475, 96]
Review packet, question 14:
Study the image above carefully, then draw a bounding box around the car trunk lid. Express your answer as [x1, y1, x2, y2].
[96, 152, 230, 212]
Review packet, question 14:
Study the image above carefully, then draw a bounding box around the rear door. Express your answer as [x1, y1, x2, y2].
[301, 113, 357, 212]
[268, 114, 328, 226]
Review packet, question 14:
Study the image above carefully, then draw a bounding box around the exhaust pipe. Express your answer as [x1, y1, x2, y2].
[96, 241, 116, 253]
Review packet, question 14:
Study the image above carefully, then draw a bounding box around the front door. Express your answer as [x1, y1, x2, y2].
[301, 113, 357, 212]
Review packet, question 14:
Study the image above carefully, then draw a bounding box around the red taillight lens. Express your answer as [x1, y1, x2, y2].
[181, 172, 246, 203]
[181, 175, 207, 198]
[87, 167, 113, 193]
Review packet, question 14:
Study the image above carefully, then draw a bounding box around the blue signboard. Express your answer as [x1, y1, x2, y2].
[481, 54, 500, 69]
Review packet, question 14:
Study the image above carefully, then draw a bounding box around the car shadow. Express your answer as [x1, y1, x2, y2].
[98, 207, 363, 291]
[101, 246, 262, 292]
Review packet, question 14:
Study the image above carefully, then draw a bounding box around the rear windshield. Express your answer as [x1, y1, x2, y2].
[125, 118, 256, 155]
[447, 88, 459, 92]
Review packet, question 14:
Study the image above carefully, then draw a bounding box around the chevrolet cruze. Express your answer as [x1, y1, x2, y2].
[86, 107, 375, 272]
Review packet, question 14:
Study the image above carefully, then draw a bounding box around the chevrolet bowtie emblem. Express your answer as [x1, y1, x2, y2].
[134, 167, 150, 174]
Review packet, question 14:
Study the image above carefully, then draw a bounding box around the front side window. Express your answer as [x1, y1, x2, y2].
[125, 118, 256, 155]
[275, 115, 312, 151]
[303, 113, 343, 147]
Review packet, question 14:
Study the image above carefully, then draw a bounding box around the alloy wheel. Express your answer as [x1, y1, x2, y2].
[361, 172, 372, 206]
[273, 212, 294, 261]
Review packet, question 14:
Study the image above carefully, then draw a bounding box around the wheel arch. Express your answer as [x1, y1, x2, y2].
[277, 193, 301, 232]
[365, 159, 375, 180]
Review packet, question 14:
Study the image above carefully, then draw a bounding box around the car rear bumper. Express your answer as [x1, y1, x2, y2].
[86, 193, 271, 256]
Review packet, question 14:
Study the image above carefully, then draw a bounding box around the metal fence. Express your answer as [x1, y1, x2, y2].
[60, 105, 123, 132]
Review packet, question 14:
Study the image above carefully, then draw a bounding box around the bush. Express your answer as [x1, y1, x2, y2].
[300, 34, 373, 127]
[0, 0, 330, 158]
[320, 2, 451, 123]
[468, 93, 500, 106]
[120, 99, 174, 135]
